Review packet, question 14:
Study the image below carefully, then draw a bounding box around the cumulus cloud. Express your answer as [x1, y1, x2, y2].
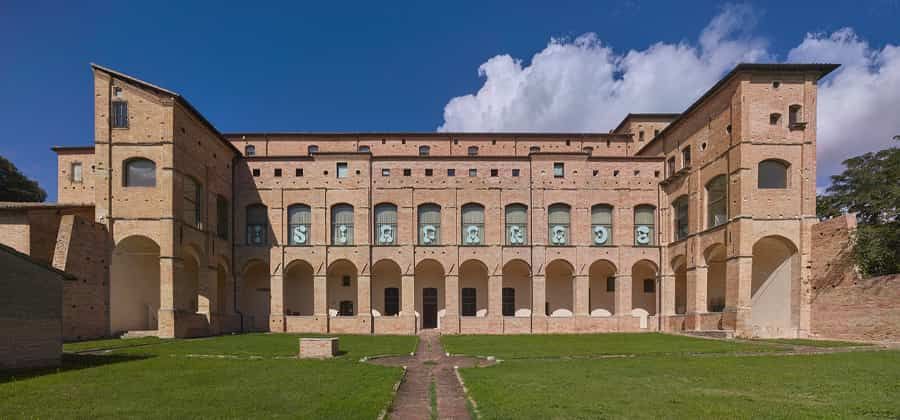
[438, 5, 900, 189]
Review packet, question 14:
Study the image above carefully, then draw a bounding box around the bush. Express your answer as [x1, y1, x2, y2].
[853, 223, 900, 277]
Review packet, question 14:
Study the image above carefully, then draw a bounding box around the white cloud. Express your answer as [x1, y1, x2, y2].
[438, 5, 900, 189]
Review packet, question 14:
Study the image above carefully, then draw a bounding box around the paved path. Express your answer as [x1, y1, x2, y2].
[369, 330, 493, 420]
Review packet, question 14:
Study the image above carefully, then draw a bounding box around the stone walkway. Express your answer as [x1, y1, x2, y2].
[368, 330, 493, 420]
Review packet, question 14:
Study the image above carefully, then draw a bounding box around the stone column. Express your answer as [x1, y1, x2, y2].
[659, 273, 676, 316]
[728, 255, 753, 335]
[687, 265, 708, 314]
[615, 274, 633, 316]
[314, 274, 328, 316]
[158, 256, 176, 338]
[532, 274, 546, 316]
[574, 273, 590, 316]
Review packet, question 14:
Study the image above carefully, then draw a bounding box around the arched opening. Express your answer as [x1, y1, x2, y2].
[372, 260, 403, 316]
[327, 260, 358, 316]
[706, 175, 728, 229]
[672, 256, 687, 315]
[239, 260, 270, 332]
[459, 260, 489, 317]
[501, 260, 531, 316]
[751, 236, 800, 337]
[704, 244, 727, 312]
[415, 259, 445, 329]
[176, 246, 201, 314]
[588, 260, 617, 316]
[632, 260, 658, 315]
[110, 235, 160, 334]
[504, 204, 528, 245]
[547, 203, 571, 246]
[285, 260, 314, 316]
[546, 259, 574, 317]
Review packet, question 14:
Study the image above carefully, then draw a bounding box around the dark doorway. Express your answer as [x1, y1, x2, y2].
[423, 287, 438, 329]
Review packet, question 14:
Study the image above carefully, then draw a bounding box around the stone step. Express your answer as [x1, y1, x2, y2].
[683, 330, 735, 339]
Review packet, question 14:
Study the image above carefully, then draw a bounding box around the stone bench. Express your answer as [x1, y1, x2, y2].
[298, 337, 339, 359]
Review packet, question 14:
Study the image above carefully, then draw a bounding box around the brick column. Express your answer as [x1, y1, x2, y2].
[313, 274, 328, 316]
[357, 274, 372, 316]
[728, 256, 753, 335]
[269, 271, 285, 333]
[574, 274, 589, 316]
[445, 274, 459, 317]
[489, 274, 503, 317]
[687, 265, 708, 314]
[615, 274, 632, 316]
[659, 273, 676, 316]
[400, 274, 415, 316]
[158, 256, 176, 338]
[532, 274, 546, 316]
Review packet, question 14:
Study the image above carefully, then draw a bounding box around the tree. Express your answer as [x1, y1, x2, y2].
[0, 155, 47, 202]
[818, 137, 899, 277]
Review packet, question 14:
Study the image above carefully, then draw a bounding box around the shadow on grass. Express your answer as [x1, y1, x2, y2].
[0, 353, 150, 383]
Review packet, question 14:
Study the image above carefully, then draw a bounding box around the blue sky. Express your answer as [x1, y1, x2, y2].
[1, 1, 898, 201]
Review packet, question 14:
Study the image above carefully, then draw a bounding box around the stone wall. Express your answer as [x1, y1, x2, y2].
[53, 215, 111, 341]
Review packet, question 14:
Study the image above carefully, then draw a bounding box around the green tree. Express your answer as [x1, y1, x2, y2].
[0, 155, 47, 202]
[818, 137, 899, 277]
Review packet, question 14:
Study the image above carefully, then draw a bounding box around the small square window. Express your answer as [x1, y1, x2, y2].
[512, 169, 520, 177]
[634, 170, 640, 176]
[274, 168, 282, 177]
[592, 169, 599, 176]
[553, 162, 564, 178]
[295, 168, 303, 177]
[643, 278, 655, 293]
[447, 169, 455, 177]
[252, 168, 260, 177]
[425, 168, 433, 176]
[113, 86, 123, 97]
[403, 168, 412, 176]
[342, 276, 351, 287]
[613, 170, 619, 177]
[469, 168, 477, 177]
[336, 162, 348, 178]
[382, 168, 390, 177]
[490, 169, 498, 177]
[358, 145, 370, 153]
[606, 277, 615, 292]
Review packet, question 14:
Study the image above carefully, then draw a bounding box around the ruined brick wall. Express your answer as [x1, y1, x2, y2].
[53, 215, 111, 341]
[810, 215, 900, 342]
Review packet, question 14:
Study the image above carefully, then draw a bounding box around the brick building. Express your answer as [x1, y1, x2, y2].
[1, 62, 839, 339]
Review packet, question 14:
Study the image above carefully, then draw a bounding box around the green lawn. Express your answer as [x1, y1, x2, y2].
[2, 333, 416, 419]
[63, 336, 164, 353]
[442, 333, 783, 359]
[753, 338, 872, 348]
[461, 351, 900, 419]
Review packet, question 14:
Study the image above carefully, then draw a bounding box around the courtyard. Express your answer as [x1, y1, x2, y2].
[1, 333, 897, 419]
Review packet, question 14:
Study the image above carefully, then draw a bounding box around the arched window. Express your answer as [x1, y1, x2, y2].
[529, 146, 540, 153]
[461, 203, 485, 245]
[374, 203, 398, 245]
[758, 160, 789, 189]
[419, 145, 430, 156]
[505, 204, 527, 245]
[467, 146, 478, 156]
[244, 145, 255, 156]
[706, 175, 728, 228]
[287, 204, 311, 245]
[358, 145, 370, 153]
[246, 204, 268, 246]
[548, 203, 570, 246]
[591, 204, 613, 246]
[672, 197, 689, 241]
[418, 204, 441, 245]
[634, 205, 656, 246]
[331, 204, 354, 245]
[123, 158, 156, 187]
[182, 176, 202, 228]
[308, 145, 319, 154]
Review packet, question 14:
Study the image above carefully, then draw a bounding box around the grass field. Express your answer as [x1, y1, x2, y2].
[753, 338, 872, 348]
[449, 334, 899, 419]
[2, 333, 416, 419]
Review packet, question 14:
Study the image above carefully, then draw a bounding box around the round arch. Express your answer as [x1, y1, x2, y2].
[239, 259, 270, 331]
[703, 243, 728, 312]
[326, 259, 358, 317]
[459, 259, 490, 317]
[670, 255, 688, 315]
[750, 235, 800, 337]
[415, 259, 446, 329]
[285, 259, 315, 316]
[501, 259, 532, 317]
[110, 235, 161, 334]
[631, 259, 659, 315]
[546, 259, 575, 317]
[589, 259, 617, 316]
[372, 259, 403, 317]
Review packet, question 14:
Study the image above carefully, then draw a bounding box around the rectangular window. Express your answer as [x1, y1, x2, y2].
[490, 169, 498, 177]
[382, 168, 390, 177]
[425, 168, 433, 176]
[295, 168, 303, 177]
[667, 157, 676, 177]
[384, 288, 400, 316]
[342, 275, 351, 287]
[111, 101, 128, 128]
[216, 195, 228, 240]
[606, 277, 615, 292]
[336, 162, 348, 178]
[461, 288, 477, 316]
[643, 278, 655, 293]
[447, 169, 455, 177]
[654, 129, 660, 137]
[468, 169, 477, 177]
[512, 169, 520, 177]
[502, 288, 515, 316]
[71, 162, 83, 183]
[274, 168, 282, 177]
[553, 162, 564, 177]
[252, 168, 260, 177]
[682, 147, 692, 168]
[638, 131, 645, 141]
[339, 300, 354, 316]
[403, 168, 412, 176]
[674, 198, 689, 241]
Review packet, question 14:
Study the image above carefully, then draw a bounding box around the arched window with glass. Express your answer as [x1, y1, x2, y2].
[672, 197, 689, 241]
[244, 145, 255, 156]
[548, 203, 570, 246]
[331, 204, 354, 245]
[461, 203, 485, 245]
[308, 145, 319, 154]
[634, 205, 656, 246]
[467, 146, 478, 156]
[418, 204, 441, 245]
[419, 145, 430, 156]
[374, 203, 398, 245]
[706, 175, 728, 228]
[246, 204, 268, 246]
[182, 176, 202, 228]
[288, 204, 311, 245]
[758, 159, 789, 189]
[123, 158, 156, 187]
[505, 204, 527, 245]
[591, 204, 613, 246]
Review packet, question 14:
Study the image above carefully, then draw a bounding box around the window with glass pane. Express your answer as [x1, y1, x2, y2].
[553, 162, 564, 177]
[244, 145, 255, 156]
[336, 162, 348, 178]
[339, 300, 354, 316]
[673, 197, 689, 241]
[182, 177, 202, 228]
[383, 288, 400, 316]
[706, 175, 727, 228]
[643, 278, 655, 293]
[246, 204, 268, 246]
[758, 160, 788, 189]
[502, 287, 515, 316]
[548, 203, 570, 246]
[505, 204, 527, 245]
[216, 195, 228, 240]
[461, 203, 485, 245]
[111, 101, 128, 128]
[288, 204, 311, 245]
[123, 158, 156, 187]
[71, 162, 83, 183]
[308, 145, 318, 154]
[419, 145, 430, 156]
[331, 204, 354, 245]
[461, 288, 477, 316]
[374, 203, 397, 245]
[418, 204, 441, 245]
[591, 204, 613, 246]
[634, 205, 655, 246]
